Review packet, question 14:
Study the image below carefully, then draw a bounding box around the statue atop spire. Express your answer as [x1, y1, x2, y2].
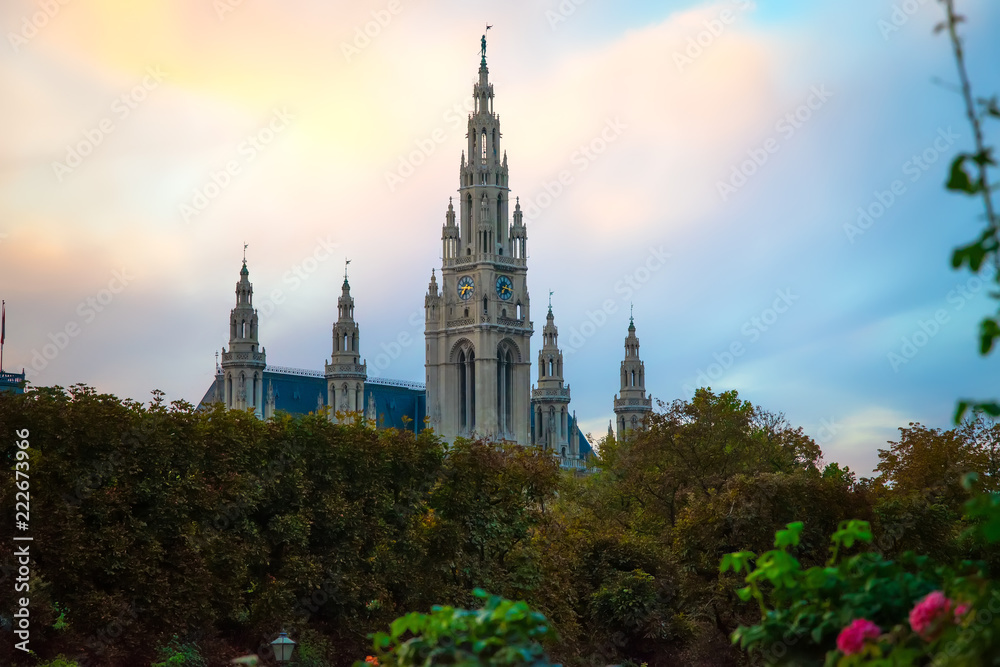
[481, 25, 492, 64]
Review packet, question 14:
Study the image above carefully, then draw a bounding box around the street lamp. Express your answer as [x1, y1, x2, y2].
[270, 630, 296, 664]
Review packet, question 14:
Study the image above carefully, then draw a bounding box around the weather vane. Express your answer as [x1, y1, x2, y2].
[243, 242, 248, 262]
[548, 290, 554, 309]
[344, 258, 351, 282]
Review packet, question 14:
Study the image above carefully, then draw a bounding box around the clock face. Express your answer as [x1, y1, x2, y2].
[495, 275, 513, 300]
[457, 275, 475, 300]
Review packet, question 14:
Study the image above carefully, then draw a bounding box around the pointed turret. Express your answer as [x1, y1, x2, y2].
[531, 300, 575, 459]
[325, 262, 367, 421]
[613, 313, 653, 439]
[221, 256, 267, 418]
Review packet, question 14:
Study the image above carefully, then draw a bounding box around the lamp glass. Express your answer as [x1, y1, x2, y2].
[271, 631, 296, 663]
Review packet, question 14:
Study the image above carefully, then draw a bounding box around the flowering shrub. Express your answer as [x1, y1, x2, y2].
[721, 483, 1000, 665]
[358, 589, 557, 666]
[836, 619, 880, 656]
[909, 591, 953, 639]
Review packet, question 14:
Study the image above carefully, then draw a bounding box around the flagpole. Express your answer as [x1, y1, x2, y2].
[1, 299, 5, 374]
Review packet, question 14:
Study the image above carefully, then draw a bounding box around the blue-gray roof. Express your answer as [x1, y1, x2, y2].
[0, 370, 26, 395]
[199, 367, 592, 458]
[199, 366, 425, 433]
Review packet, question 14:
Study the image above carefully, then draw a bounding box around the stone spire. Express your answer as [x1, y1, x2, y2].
[531, 303, 574, 459]
[325, 264, 367, 422]
[613, 315, 652, 439]
[221, 257, 266, 418]
[424, 39, 533, 446]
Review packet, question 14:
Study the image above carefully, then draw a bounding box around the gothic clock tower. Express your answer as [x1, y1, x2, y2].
[425, 36, 532, 444]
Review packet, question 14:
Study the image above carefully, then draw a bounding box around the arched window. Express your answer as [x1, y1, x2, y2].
[466, 194, 473, 243]
[457, 344, 476, 432]
[458, 349, 467, 429]
[496, 194, 503, 247]
[481, 129, 487, 162]
[548, 359, 554, 377]
[631, 370, 636, 387]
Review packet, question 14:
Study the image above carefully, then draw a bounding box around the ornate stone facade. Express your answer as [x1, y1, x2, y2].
[424, 55, 532, 445]
[531, 304, 574, 458]
[220, 259, 267, 418]
[613, 316, 653, 439]
[325, 271, 367, 422]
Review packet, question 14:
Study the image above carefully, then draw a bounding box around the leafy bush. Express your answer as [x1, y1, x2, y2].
[151, 636, 207, 667]
[363, 589, 557, 666]
[722, 497, 1000, 665]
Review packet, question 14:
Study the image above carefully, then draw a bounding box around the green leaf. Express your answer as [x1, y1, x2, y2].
[774, 522, 804, 549]
[947, 154, 981, 194]
[984, 96, 1000, 119]
[980, 317, 1000, 355]
[972, 147, 997, 167]
[951, 237, 990, 271]
[956, 399, 1000, 423]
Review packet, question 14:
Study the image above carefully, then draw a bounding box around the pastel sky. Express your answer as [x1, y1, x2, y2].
[2, 0, 998, 476]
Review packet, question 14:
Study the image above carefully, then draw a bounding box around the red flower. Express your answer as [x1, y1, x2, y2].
[365, 657, 379, 666]
[837, 618, 881, 655]
[909, 591, 952, 639]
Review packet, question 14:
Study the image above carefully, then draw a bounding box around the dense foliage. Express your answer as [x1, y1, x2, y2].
[364, 589, 556, 666]
[2, 386, 999, 665]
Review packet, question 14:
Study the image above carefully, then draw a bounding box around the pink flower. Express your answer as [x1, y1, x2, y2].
[954, 603, 970, 621]
[837, 618, 881, 655]
[909, 591, 952, 639]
